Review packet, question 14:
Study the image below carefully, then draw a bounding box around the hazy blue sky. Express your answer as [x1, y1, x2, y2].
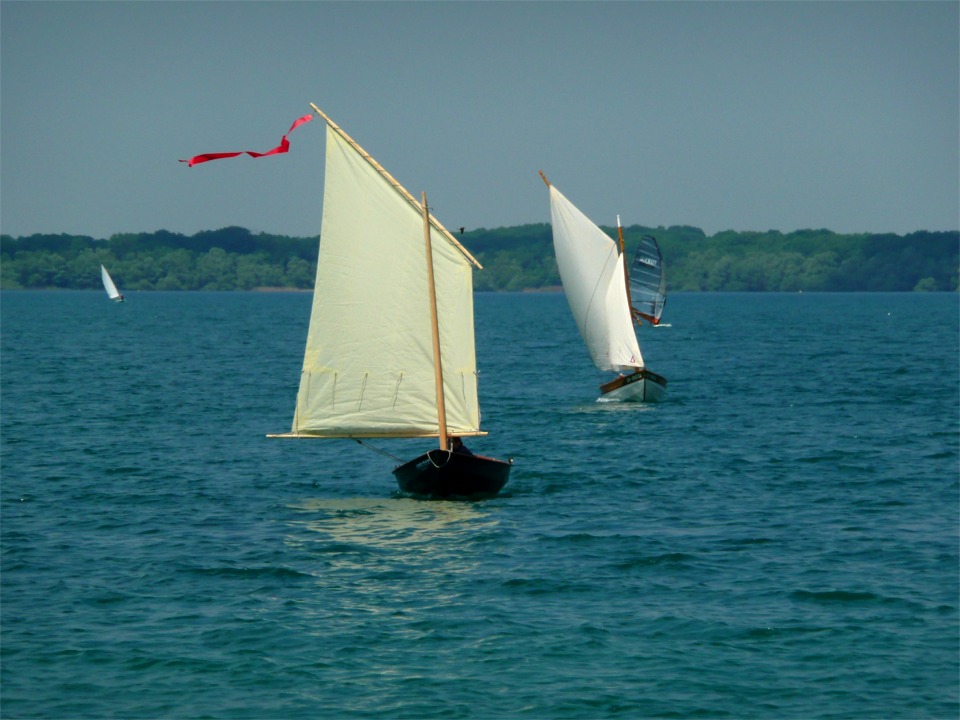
[2, 1, 957, 240]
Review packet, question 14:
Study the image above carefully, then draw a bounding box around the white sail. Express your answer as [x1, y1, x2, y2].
[547, 185, 643, 373]
[290, 124, 481, 438]
[101, 265, 121, 301]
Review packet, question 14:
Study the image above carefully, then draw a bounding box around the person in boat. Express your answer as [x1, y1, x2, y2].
[450, 436, 473, 456]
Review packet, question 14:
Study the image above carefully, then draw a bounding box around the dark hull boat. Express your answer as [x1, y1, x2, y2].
[393, 451, 512, 499]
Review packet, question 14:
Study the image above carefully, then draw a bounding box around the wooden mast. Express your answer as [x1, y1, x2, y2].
[310, 102, 481, 269]
[421, 191, 448, 451]
[617, 216, 640, 325]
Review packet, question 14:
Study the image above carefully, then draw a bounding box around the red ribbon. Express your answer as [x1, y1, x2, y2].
[180, 114, 314, 167]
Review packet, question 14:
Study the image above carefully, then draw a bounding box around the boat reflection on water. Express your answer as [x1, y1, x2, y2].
[285, 497, 499, 565]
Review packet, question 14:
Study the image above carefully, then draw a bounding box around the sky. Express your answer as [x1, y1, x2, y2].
[2, 1, 957, 240]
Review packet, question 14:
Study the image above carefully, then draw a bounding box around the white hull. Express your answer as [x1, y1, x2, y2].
[598, 369, 667, 403]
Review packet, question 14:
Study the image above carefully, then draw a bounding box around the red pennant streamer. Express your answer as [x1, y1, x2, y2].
[180, 114, 314, 167]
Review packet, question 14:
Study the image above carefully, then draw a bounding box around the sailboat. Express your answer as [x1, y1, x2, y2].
[101, 265, 124, 302]
[539, 171, 667, 402]
[269, 104, 511, 499]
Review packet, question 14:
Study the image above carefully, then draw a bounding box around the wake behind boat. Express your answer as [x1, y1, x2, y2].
[101, 265, 124, 302]
[265, 104, 511, 499]
[540, 171, 667, 402]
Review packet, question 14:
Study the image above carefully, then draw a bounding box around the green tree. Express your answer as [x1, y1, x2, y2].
[196, 248, 236, 290]
[1, 226, 956, 292]
[286, 257, 315, 288]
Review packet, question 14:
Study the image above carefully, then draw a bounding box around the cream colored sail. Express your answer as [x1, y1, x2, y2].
[547, 185, 644, 372]
[287, 124, 480, 438]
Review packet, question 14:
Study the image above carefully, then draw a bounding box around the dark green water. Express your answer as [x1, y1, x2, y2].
[2, 291, 957, 719]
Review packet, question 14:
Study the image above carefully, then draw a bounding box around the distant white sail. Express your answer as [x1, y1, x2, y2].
[547, 185, 643, 373]
[291, 125, 481, 438]
[101, 265, 123, 301]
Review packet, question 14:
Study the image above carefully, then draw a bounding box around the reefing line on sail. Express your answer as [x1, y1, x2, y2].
[278, 367, 487, 439]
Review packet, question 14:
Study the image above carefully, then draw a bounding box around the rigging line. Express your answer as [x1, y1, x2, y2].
[353, 439, 404, 463]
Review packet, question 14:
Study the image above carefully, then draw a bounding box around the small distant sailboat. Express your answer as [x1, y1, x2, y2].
[540, 171, 667, 402]
[100, 265, 124, 302]
[268, 104, 511, 499]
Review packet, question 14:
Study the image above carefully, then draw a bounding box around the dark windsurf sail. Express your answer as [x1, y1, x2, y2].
[629, 234, 666, 325]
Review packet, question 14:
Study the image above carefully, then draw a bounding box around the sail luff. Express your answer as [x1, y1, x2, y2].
[422, 191, 448, 451]
[309, 102, 481, 270]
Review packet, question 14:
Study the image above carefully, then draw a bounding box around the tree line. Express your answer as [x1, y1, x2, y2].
[1, 224, 956, 292]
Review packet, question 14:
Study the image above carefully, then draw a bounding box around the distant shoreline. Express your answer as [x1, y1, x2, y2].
[3, 227, 956, 292]
[251, 287, 312, 293]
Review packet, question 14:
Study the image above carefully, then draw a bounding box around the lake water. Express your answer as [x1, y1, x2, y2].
[2, 290, 957, 719]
